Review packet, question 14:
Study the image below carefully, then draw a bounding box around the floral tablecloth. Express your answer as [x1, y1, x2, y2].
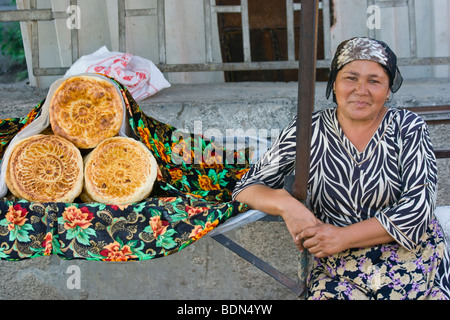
[0, 78, 250, 261]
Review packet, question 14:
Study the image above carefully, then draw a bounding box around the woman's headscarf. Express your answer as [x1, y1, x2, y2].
[326, 37, 403, 102]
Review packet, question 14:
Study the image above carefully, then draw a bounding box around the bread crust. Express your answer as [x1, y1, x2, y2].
[49, 75, 124, 149]
[83, 137, 158, 205]
[6, 134, 83, 202]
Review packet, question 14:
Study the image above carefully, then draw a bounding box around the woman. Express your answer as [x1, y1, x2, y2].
[232, 37, 450, 300]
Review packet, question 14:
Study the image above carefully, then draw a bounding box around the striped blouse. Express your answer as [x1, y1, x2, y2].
[233, 107, 450, 296]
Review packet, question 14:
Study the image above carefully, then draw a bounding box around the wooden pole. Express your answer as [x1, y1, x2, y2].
[292, 0, 319, 201]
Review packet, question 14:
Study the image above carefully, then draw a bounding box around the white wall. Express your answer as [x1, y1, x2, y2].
[16, 0, 450, 88]
[17, 0, 224, 88]
[330, 0, 450, 78]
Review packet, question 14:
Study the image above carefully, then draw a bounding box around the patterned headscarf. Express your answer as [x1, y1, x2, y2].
[326, 37, 403, 102]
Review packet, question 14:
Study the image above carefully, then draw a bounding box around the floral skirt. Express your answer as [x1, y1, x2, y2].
[0, 77, 250, 261]
[305, 219, 450, 300]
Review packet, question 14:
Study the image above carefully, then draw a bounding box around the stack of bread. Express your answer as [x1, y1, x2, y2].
[5, 75, 158, 204]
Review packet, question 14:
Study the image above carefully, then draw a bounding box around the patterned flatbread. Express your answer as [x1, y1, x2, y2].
[49, 75, 124, 149]
[5, 134, 83, 202]
[82, 137, 158, 205]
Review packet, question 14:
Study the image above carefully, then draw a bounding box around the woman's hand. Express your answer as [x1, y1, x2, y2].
[279, 200, 322, 252]
[298, 224, 346, 258]
[235, 185, 321, 252]
[298, 218, 395, 258]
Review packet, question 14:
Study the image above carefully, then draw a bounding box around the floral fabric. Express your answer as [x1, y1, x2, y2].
[307, 219, 448, 300]
[0, 78, 250, 261]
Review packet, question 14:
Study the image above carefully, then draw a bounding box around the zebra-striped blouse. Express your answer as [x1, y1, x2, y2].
[233, 107, 438, 251]
[233, 106, 450, 297]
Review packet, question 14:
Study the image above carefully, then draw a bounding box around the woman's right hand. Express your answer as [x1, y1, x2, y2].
[235, 185, 321, 252]
[277, 192, 322, 251]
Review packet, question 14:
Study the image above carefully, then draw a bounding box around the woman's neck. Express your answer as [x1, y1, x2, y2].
[337, 106, 388, 152]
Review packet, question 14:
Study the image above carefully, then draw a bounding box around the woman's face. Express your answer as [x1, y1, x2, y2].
[334, 60, 391, 122]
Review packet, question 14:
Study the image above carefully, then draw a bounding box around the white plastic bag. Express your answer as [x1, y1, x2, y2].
[65, 46, 171, 101]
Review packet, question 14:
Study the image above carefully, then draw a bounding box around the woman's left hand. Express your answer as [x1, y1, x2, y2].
[297, 224, 347, 258]
[297, 218, 395, 258]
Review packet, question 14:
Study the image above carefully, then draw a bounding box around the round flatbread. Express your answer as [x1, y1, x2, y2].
[6, 134, 83, 202]
[83, 137, 158, 205]
[49, 75, 124, 149]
